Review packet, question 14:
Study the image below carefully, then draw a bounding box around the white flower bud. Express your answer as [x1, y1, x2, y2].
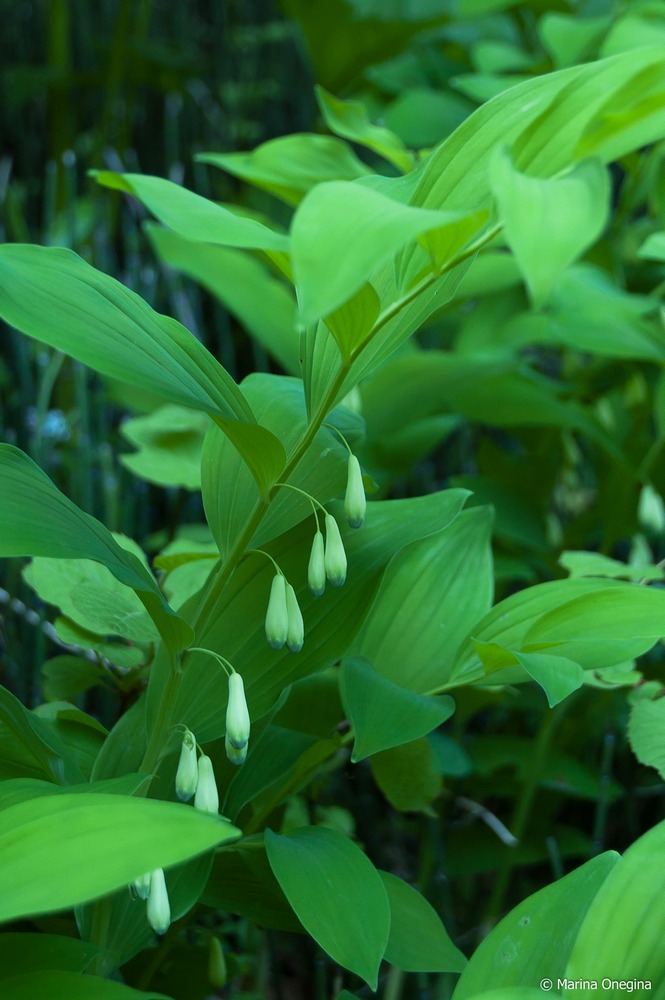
[133, 871, 151, 900]
[324, 514, 347, 587]
[286, 583, 304, 653]
[344, 454, 366, 528]
[194, 754, 219, 815]
[226, 672, 250, 750]
[265, 573, 289, 649]
[225, 733, 248, 766]
[308, 530, 326, 597]
[175, 727, 198, 802]
[147, 868, 170, 935]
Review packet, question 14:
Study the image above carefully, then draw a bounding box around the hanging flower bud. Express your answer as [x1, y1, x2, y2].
[133, 872, 151, 900]
[265, 573, 289, 649]
[194, 754, 219, 815]
[226, 672, 250, 750]
[175, 727, 198, 802]
[286, 583, 304, 652]
[147, 868, 170, 936]
[208, 936, 227, 989]
[324, 514, 347, 587]
[344, 454, 366, 528]
[225, 733, 248, 766]
[308, 530, 326, 597]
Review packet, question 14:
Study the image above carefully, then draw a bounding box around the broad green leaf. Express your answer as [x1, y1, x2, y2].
[341, 657, 455, 762]
[0, 934, 102, 980]
[566, 821, 665, 995]
[90, 697, 147, 781]
[202, 836, 304, 932]
[42, 656, 106, 702]
[490, 151, 610, 306]
[324, 282, 381, 361]
[94, 171, 289, 250]
[380, 871, 466, 973]
[291, 180, 481, 324]
[560, 550, 664, 582]
[0, 773, 149, 811]
[52, 619, 146, 671]
[453, 853, 617, 999]
[0, 971, 169, 1000]
[415, 48, 665, 212]
[315, 85, 413, 172]
[146, 224, 299, 375]
[352, 507, 494, 693]
[628, 698, 665, 778]
[0, 793, 239, 923]
[514, 652, 584, 708]
[198, 133, 372, 204]
[452, 579, 659, 685]
[638, 230, 665, 261]
[149, 490, 468, 742]
[24, 555, 159, 645]
[539, 13, 611, 68]
[0, 244, 285, 496]
[601, 13, 665, 58]
[201, 374, 348, 558]
[0, 445, 191, 654]
[265, 826, 390, 989]
[0, 685, 84, 785]
[120, 405, 208, 489]
[371, 739, 442, 815]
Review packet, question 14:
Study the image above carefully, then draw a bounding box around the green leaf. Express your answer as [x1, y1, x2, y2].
[628, 698, 665, 778]
[371, 739, 442, 815]
[514, 652, 584, 708]
[453, 853, 618, 999]
[0, 244, 285, 496]
[0, 934, 102, 980]
[638, 230, 665, 261]
[146, 224, 299, 374]
[352, 506, 494, 693]
[539, 13, 611, 69]
[0, 445, 191, 654]
[0, 773, 149, 811]
[120, 405, 208, 490]
[560, 550, 665, 582]
[340, 657, 454, 762]
[198, 133, 372, 204]
[490, 151, 610, 306]
[291, 180, 482, 324]
[0, 793, 239, 923]
[0, 971, 169, 1000]
[566, 821, 665, 996]
[315, 85, 413, 172]
[94, 171, 289, 250]
[0, 685, 84, 785]
[380, 871, 466, 973]
[265, 826, 390, 989]
[42, 656, 106, 702]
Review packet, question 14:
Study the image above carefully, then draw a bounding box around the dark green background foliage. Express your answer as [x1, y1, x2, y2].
[2, 1, 665, 998]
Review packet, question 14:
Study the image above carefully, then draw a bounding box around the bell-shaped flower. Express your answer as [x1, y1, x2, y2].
[344, 454, 366, 528]
[175, 727, 198, 802]
[147, 868, 170, 936]
[225, 733, 248, 766]
[194, 754, 219, 815]
[226, 672, 250, 750]
[308, 530, 326, 597]
[133, 871, 151, 900]
[324, 514, 347, 587]
[286, 583, 304, 652]
[265, 573, 289, 649]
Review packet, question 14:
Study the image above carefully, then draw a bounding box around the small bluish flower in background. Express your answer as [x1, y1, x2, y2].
[324, 514, 347, 587]
[265, 573, 289, 649]
[194, 754, 219, 815]
[175, 727, 198, 802]
[308, 530, 326, 597]
[147, 868, 170, 935]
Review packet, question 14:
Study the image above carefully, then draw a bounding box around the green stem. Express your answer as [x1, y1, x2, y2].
[384, 966, 405, 1000]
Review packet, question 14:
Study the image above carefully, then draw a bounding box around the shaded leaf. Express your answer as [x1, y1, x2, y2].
[371, 739, 442, 815]
[380, 871, 466, 973]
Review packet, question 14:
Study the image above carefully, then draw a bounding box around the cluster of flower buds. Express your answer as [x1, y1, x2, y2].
[133, 868, 171, 936]
[265, 573, 304, 653]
